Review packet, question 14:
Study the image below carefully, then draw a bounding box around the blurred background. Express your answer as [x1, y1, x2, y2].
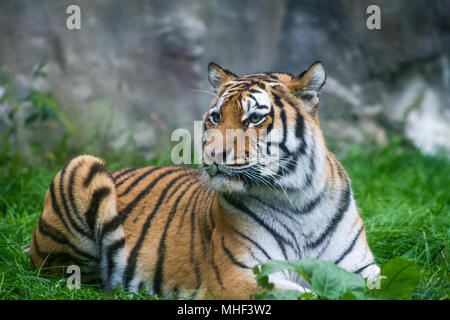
[0, 0, 449, 165]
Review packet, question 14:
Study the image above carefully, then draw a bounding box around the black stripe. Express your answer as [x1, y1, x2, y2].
[137, 281, 146, 293]
[49, 179, 75, 237]
[241, 200, 301, 256]
[258, 186, 324, 216]
[334, 226, 364, 264]
[37, 218, 97, 261]
[115, 172, 137, 188]
[194, 262, 202, 291]
[45, 252, 86, 268]
[231, 226, 271, 260]
[83, 162, 108, 188]
[222, 195, 291, 259]
[105, 238, 126, 282]
[177, 182, 203, 231]
[272, 92, 283, 108]
[31, 231, 89, 270]
[153, 178, 198, 294]
[203, 192, 216, 255]
[294, 109, 305, 139]
[206, 190, 215, 230]
[100, 167, 192, 241]
[306, 183, 352, 248]
[32, 231, 84, 270]
[60, 162, 93, 240]
[111, 167, 142, 181]
[59, 162, 72, 222]
[266, 105, 274, 135]
[247, 94, 258, 104]
[275, 106, 308, 178]
[31, 231, 44, 260]
[315, 235, 333, 259]
[189, 187, 201, 263]
[68, 161, 88, 230]
[118, 166, 164, 197]
[123, 171, 196, 289]
[279, 108, 290, 154]
[253, 196, 301, 229]
[85, 186, 111, 236]
[190, 184, 211, 262]
[45, 252, 88, 269]
[210, 240, 223, 286]
[221, 236, 249, 269]
[302, 147, 316, 189]
[354, 262, 375, 274]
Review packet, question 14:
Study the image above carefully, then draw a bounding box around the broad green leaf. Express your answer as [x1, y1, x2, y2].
[309, 260, 366, 300]
[299, 292, 317, 300]
[340, 290, 358, 300]
[256, 259, 317, 284]
[374, 257, 420, 299]
[253, 266, 274, 289]
[259, 289, 303, 300]
[282, 259, 319, 283]
[255, 259, 366, 300]
[254, 257, 420, 300]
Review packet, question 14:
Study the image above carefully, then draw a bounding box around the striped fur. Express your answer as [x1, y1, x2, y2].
[29, 62, 380, 299]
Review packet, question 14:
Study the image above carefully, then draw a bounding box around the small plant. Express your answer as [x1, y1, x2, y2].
[0, 64, 73, 168]
[252, 257, 420, 300]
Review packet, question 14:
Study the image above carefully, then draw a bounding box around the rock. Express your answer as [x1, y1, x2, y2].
[0, 0, 448, 160]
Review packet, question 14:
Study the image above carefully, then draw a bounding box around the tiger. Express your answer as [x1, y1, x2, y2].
[28, 61, 380, 299]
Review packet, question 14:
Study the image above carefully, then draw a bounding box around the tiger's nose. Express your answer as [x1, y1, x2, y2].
[204, 146, 229, 164]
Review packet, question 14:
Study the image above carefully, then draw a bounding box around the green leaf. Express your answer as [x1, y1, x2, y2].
[256, 259, 317, 284]
[253, 265, 274, 290]
[298, 292, 317, 300]
[255, 259, 366, 300]
[309, 260, 366, 300]
[33, 61, 47, 78]
[24, 113, 39, 124]
[374, 257, 420, 299]
[259, 289, 303, 300]
[340, 290, 358, 300]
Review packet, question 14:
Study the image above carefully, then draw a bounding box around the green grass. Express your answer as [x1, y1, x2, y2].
[0, 138, 448, 299]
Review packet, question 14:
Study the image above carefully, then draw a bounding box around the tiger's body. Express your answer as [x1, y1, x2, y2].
[29, 62, 380, 299]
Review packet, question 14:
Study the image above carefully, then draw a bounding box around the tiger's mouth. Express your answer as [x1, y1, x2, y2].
[202, 163, 251, 193]
[203, 163, 254, 177]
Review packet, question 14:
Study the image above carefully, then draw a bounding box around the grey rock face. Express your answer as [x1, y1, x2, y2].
[0, 0, 448, 159]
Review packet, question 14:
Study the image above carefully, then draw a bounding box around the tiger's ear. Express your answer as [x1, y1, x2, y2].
[208, 62, 237, 90]
[288, 61, 326, 111]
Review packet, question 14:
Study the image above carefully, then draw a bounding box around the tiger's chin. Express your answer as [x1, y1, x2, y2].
[201, 167, 247, 194]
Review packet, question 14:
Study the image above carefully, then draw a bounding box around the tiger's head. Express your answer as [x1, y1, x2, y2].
[201, 61, 328, 194]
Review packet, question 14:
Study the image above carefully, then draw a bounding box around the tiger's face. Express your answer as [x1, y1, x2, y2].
[201, 62, 327, 193]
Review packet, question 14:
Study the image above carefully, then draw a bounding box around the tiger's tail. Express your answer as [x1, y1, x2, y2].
[29, 155, 125, 284]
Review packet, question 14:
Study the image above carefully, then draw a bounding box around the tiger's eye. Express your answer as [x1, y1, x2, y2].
[211, 112, 221, 123]
[249, 113, 262, 123]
